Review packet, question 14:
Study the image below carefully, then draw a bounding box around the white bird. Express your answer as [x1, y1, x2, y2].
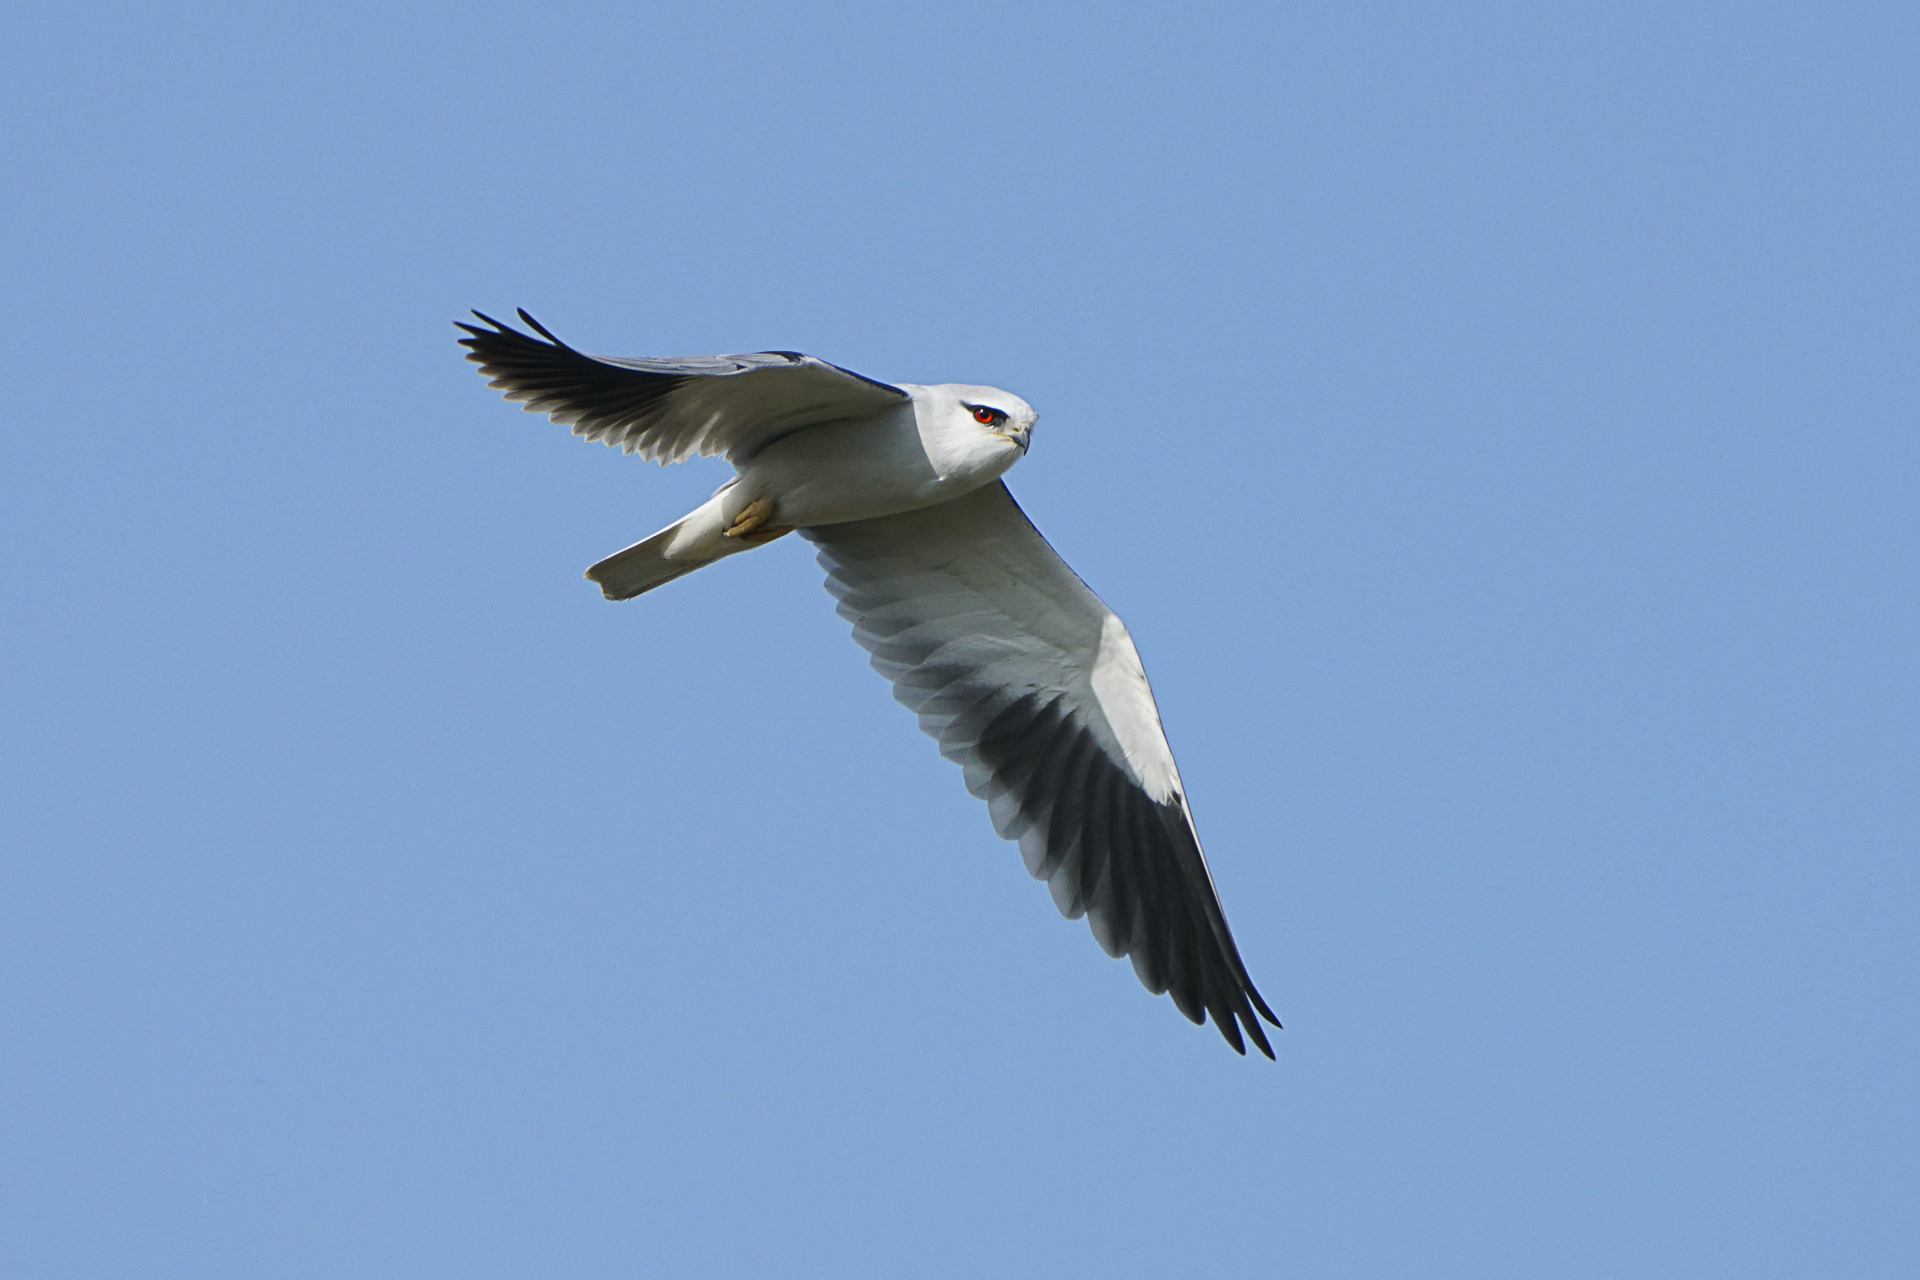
[458, 310, 1281, 1056]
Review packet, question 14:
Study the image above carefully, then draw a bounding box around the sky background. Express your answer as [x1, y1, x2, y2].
[3, 1, 1916, 1276]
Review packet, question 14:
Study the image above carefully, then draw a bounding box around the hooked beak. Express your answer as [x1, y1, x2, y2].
[1008, 424, 1032, 454]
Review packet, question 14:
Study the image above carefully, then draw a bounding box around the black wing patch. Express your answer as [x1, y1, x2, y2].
[965, 689, 1279, 1057]
[807, 483, 1281, 1057]
[456, 309, 906, 464]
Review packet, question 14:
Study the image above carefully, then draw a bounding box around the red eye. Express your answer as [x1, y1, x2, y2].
[972, 406, 996, 424]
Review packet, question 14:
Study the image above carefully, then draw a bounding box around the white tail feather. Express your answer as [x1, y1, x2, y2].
[585, 493, 749, 600]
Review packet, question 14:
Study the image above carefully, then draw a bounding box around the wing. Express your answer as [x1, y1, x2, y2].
[804, 481, 1281, 1056]
[456, 309, 909, 465]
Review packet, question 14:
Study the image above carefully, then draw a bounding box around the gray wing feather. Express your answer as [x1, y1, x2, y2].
[804, 481, 1281, 1056]
[456, 309, 908, 465]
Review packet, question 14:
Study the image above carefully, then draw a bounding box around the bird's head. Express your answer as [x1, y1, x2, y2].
[932, 383, 1038, 455]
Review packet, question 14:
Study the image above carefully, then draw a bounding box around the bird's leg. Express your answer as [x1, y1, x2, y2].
[736, 523, 793, 545]
[723, 496, 793, 545]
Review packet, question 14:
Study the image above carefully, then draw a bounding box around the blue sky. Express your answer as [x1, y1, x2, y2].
[3, 2, 1915, 1275]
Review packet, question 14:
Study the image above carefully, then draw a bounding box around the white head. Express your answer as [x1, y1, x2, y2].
[915, 382, 1038, 457]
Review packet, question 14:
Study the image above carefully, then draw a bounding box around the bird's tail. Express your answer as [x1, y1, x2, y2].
[585, 492, 752, 600]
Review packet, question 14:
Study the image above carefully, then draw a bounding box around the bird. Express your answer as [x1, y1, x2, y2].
[456, 309, 1281, 1057]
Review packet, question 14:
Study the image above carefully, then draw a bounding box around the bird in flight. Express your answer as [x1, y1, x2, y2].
[457, 310, 1281, 1056]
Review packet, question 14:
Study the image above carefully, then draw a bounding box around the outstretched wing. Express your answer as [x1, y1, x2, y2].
[456, 309, 909, 465]
[804, 481, 1280, 1056]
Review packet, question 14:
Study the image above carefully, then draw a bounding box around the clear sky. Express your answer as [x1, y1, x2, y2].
[3, 1, 1915, 1276]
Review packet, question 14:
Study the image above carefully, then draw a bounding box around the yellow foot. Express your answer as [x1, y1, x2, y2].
[723, 496, 793, 544]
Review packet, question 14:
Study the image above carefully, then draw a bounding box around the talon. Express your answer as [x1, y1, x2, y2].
[724, 496, 776, 539]
[736, 523, 793, 545]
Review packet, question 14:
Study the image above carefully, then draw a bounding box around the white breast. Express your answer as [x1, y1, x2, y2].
[737, 389, 1021, 528]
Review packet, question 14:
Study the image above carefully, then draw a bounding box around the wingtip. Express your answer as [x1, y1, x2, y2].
[455, 311, 512, 351]
[516, 307, 570, 348]
[1247, 985, 1283, 1030]
[1214, 993, 1278, 1060]
[1244, 1012, 1277, 1060]
[1216, 1007, 1248, 1055]
[453, 309, 570, 350]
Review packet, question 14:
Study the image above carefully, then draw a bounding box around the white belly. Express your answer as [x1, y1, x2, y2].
[735, 403, 1019, 529]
